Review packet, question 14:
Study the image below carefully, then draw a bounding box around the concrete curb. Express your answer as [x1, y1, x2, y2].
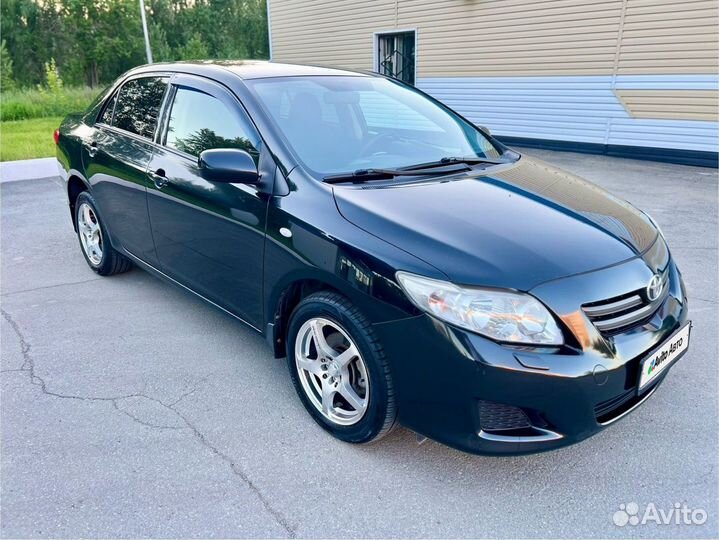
[0, 157, 59, 183]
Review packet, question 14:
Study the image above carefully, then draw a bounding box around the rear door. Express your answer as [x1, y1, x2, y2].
[145, 74, 269, 327]
[83, 75, 169, 265]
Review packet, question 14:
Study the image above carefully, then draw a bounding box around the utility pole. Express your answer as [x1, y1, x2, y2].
[139, 0, 153, 64]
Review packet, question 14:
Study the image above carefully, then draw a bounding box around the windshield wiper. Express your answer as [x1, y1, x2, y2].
[323, 163, 471, 184]
[402, 156, 506, 171]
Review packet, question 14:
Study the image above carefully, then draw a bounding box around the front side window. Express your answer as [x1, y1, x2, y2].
[165, 87, 260, 160]
[247, 76, 502, 175]
[113, 77, 168, 139]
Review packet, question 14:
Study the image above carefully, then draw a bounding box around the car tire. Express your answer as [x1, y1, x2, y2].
[287, 291, 397, 444]
[74, 191, 132, 276]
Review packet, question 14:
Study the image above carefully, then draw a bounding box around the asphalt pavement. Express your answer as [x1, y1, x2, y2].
[1, 149, 717, 538]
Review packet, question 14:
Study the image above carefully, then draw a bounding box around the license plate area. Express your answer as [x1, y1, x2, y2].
[638, 322, 691, 393]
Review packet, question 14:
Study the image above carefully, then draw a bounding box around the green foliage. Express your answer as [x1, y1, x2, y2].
[0, 86, 97, 121]
[178, 33, 210, 61]
[149, 23, 173, 63]
[2, 0, 269, 88]
[0, 116, 64, 161]
[0, 39, 15, 91]
[37, 58, 64, 94]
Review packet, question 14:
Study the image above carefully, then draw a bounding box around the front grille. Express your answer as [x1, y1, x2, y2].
[582, 269, 669, 335]
[478, 400, 531, 431]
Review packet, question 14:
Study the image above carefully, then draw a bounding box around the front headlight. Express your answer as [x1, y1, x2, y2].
[396, 271, 564, 345]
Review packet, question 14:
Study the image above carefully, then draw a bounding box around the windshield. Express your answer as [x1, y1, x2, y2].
[246, 76, 504, 175]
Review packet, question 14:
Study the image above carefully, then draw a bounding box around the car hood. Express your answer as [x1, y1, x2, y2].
[333, 156, 658, 290]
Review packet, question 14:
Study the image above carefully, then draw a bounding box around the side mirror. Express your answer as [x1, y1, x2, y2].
[478, 125, 491, 136]
[198, 148, 259, 184]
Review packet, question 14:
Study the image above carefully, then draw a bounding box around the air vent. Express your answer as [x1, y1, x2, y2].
[478, 400, 531, 431]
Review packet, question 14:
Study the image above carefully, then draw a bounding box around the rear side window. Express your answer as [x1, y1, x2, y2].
[112, 77, 168, 139]
[165, 87, 260, 160]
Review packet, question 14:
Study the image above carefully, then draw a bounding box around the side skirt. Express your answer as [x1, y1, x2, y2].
[123, 250, 264, 335]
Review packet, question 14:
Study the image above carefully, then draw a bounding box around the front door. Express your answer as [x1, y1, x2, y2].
[145, 74, 268, 327]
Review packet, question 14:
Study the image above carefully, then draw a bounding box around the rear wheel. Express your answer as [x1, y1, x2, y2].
[287, 292, 396, 443]
[75, 191, 132, 276]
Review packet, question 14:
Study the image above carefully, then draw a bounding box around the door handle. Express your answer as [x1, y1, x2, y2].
[83, 141, 98, 157]
[148, 169, 169, 188]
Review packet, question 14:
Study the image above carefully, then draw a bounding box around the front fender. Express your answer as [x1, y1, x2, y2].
[262, 188, 444, 356]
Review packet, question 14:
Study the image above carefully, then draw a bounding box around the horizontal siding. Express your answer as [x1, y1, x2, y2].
[593, 123, 712, 152]
[617, 0, 719, 74]
[269, 0, 718, 76]
[418, 76, 619, 145]
[270, 0, 624, 75]
[417, 76, 719, 152]
[426, 88, 621, 137]
[399, 0, 622, 76]
[269, 0, 393, 70]
[607, 118, 718, 152]
[268, 1, 719, 154]
[615, 74, 719, 90]
[615, 90, 719, 121]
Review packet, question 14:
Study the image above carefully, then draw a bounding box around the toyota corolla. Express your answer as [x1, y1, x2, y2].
[56, 61, 691, 455]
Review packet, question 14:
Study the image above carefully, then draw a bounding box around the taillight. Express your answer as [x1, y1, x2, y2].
[53, 129, 60, 145]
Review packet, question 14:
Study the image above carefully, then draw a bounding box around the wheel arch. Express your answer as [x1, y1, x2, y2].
[266, 276, 345, 358]
[67, 174, 91, 231]
[265, 262, 418, 358]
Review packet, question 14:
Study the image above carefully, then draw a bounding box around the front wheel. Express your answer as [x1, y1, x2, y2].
[286, 292, 397, 444]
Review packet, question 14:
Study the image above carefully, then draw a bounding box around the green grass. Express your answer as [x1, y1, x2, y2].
[0, 116, 63, 161]
[1, 86, 97, 121]
[0, 86, 98, 161]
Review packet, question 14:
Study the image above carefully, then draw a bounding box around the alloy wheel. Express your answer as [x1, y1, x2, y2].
[77, 202, 103, 266]
[294, 317, 369, 426]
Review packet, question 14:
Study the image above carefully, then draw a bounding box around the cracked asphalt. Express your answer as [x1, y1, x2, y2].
[1, 149, 717, 539]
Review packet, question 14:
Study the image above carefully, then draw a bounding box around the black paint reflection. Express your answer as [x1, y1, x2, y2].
[113, 77, 168, 138]
[166, 87, 260, 161]
[173, 127, 256, 158]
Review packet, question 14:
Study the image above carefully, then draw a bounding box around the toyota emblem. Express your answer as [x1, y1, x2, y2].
[646, 273, 664, 302]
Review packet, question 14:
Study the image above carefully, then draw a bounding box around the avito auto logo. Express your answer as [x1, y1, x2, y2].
[647, 336, 683, 376]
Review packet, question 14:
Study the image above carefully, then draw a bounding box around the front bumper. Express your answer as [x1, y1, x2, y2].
[373, 252, 689, 456]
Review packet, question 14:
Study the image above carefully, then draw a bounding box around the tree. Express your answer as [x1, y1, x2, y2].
[149, 23, 174, 62]
[0, 39, 15, 90]
[61, 0, 146, 86]
[178, 32, 210, 60]
[1, 0, 270, 87]
[1, 0, 55, 86]
[37, 58, 63, 95]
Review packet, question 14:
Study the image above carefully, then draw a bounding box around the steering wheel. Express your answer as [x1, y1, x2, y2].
[358, 133, 400, 158]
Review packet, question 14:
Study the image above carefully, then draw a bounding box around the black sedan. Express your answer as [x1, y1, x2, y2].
[56, 61, 691, 455]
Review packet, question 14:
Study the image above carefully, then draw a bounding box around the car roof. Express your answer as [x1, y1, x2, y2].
[135, 60, 368, 80]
